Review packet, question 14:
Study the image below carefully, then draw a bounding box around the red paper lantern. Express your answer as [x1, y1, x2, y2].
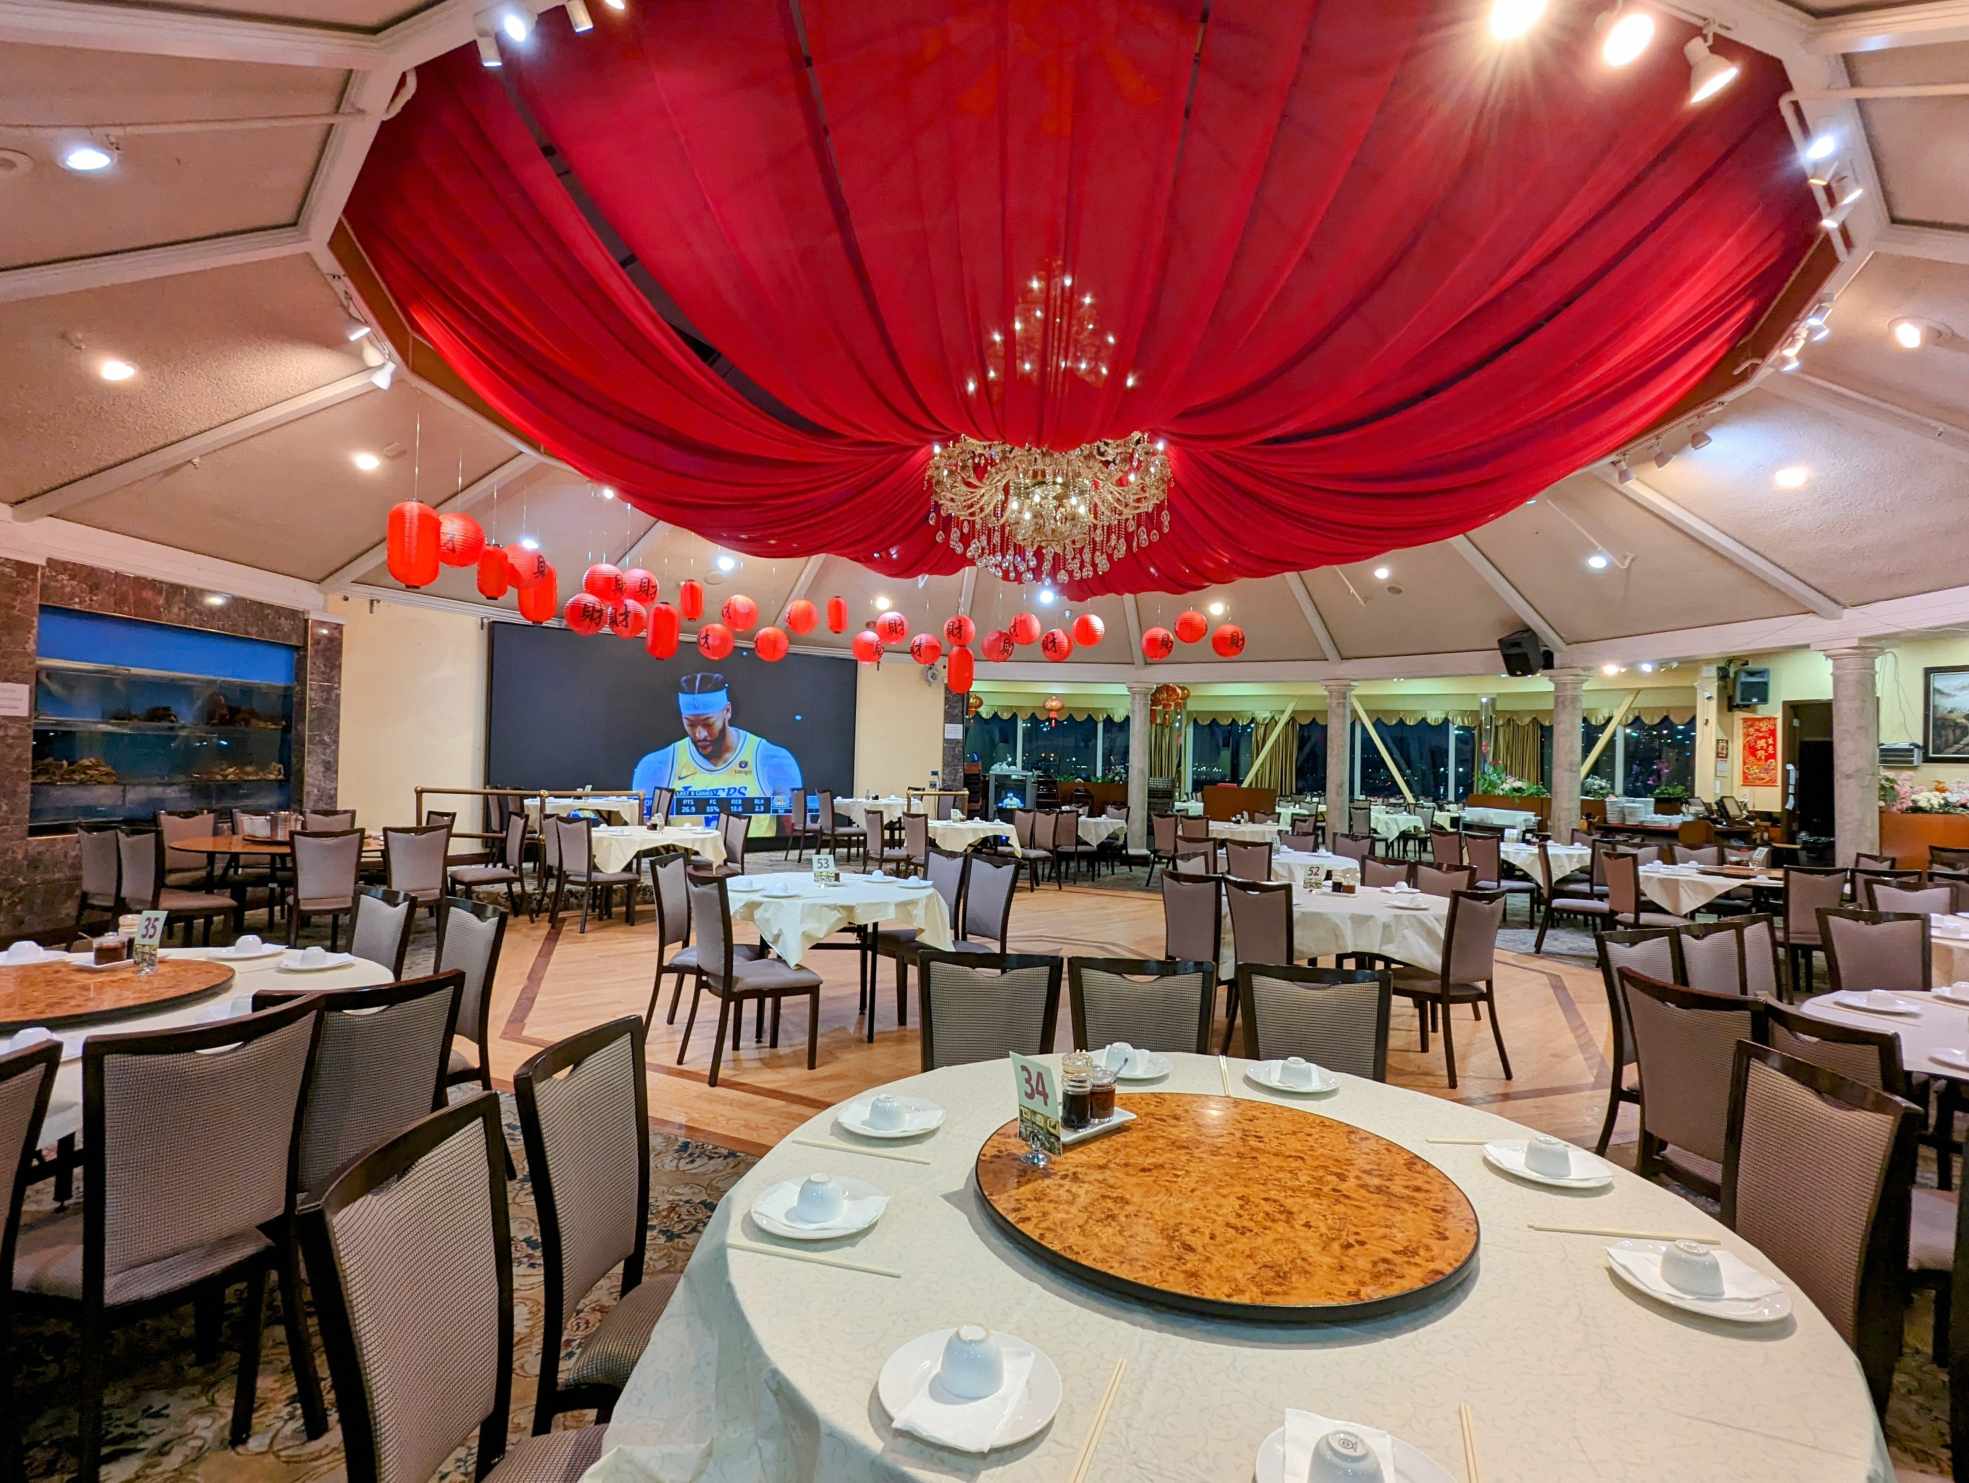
[697, 621, 735, 660]
[946, 646, 975, 693]
[1072, 613, 1105, 647]
[909, 633, 942, 666]
[876, 610, 909, 646]
[942, 614, 976, 648]
[1009, 612, 1042, 646]
[609, 599, 648, 639]
[516, 564, 557, 624]
[980, 629, 1014, 663]
[386, 501, 440, 588]
[721, 593, 759, 632]
[785, 598, 818, 635]
[622, 567, 659, 605]
[508, 547, 551, 590]
[679, 579, 705, 621]
[826, 595, 848, 633]
[1211, 623, 1247, 658]
[1040, 628, 1074, 662]
[437, 512, 485, 567]
[1141, 626, 1175, 661]
[584, 563, 626, 603]
[1044, 695, 1064, 719]
[475, 546, 510, 600]
[755, 625, 789, 662]
[645, 602, 681, 658]
[564, 592, 608, 635]
[1174, 609, 1208, 644]
[851, 629, 883, 663]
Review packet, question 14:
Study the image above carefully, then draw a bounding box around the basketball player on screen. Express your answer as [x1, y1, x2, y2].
[631, 672, 802, 835]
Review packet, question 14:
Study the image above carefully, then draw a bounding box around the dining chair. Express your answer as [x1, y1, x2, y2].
[1052, 809, 1092, 884]
[1331, 832, 1373, 864]
[1866, 877, 1955, 916]
[1853, 851, 1899, 871]
[1461, 833, 1536, 925]
[900, 812, 931, 878]
[916, 951, 1063, 1070]
[548, 816, 640, 932]
[1174, 838, 1222, 873]
[301, 808, 356, 833]
[1360, 857, 1410, 889]
[450, 812, 530, 916]
[1223, 879, 1295, 1051]
[1669, 844, 1723, 865]
[1929, 845, 1969, 873]
[650, 785, 676, 825]
[1224, 839, 1272, 881]
[349, 884, 414, 978]
[299, 1094, 613, 1483]
[680, 870, 822, 1086]
[1235, 965, 1393, 1080]
[1674, 917, 1755, 995]
[1388, 890, 1509, 1089]
[1413, 863, 1475, 899]
[719, 808, 751, 873]
[1161, 867, 1223, 981]
[1145, 813, 1180, 888]
[247, 972, 463, 1435]
[13, 997, 323, 1482]
[1533, 840, 1617, 953]
[113, 826, 240, 943]
[286, 828, 362, 948]
[1068, 957, 1216, 1055]
[516, 1017, 676, 1433]
[436, 897, 510, 1106]
[1818, 907, 1930, 994]
[156, 808, 218, 888]
[872, 845, 968, 1035]
[1014, 810, 1055, 891]
[1759, 1001, 1906, 1096]
[862, 808, 910, 876]
[1, 1039, 58, 1482]
[382, 823, 451, 925]
[951, 849, 1020, 955]
[645, 847, 757, 1030]
[1616, 968, 1766, 1196]
[1176, 815, 1210, 844]
[73, 823, 121, 932]
[1723, 1042, 1916, 1414]
[1348, 801, 1375, 838]
[1428, 831, 1463, 869]
[1781, 865, 1852, 994]
[1591, 929, 1681, 1155]
[1603, 850, 1690, 932]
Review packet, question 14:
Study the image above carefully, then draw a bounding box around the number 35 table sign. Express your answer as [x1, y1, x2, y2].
[1010, 1051, 1062, 1165]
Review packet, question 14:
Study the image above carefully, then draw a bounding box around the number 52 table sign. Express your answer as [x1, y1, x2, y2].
[1010, 1051, 1062, 1166]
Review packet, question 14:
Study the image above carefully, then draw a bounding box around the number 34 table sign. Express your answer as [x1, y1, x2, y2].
[1010, 1051, 1062, 1166]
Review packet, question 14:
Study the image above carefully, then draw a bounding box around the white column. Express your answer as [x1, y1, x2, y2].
[1695, 663, 1725, 803]
[1126, 682, 1152, 853]
[1323, 680, 1354, 836]
[1822, 644, 1882, 865]
[1548, 667, 1589, 839]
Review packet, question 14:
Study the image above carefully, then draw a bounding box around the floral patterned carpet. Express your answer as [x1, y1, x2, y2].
[13, 1098, 754, 1481]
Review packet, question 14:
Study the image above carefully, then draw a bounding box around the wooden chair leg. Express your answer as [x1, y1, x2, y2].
[1439, 994, 1459, 1089]
[277, 1232, 328, 1438]
[1593, 1084, 1622, 1156]
[678, 983, 704, 1064]
[194, 1280, 223, 1363]
[230, 1263, 269, 1446]
[896, 959, 909, 1028]
[707, 994, 733, 1088]
[807, 987, 820, 1069]
[666, 968, 688, 1025]
[769, 996, 782, 1048]
[76, 1304, 109, 1483]
[1485, 985, 1512, 1079]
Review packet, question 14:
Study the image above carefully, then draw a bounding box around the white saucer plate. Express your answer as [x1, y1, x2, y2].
[1606, 1240, 1791, 1324]
[214, 944, 284, 962]
[65, 956, 132, 972]
[1834, 991, 1920, 1017]
[1256, 1427, 1452, 1483]
[1933, 1047, 1969, 1072]
[277, 952, 355, 973]
[1390, 899, 1435, 912]
[878, 1329, 1062, 1452]
[1101, 1049, 1170, 1081]
[1246, 1061, 1339, 1095]
[1482, 1139, 1614, 1190]
[837, 1096, 945, 1140]
[749, 1175, 887, 1241]
[1061, 1107, 1136, 1146]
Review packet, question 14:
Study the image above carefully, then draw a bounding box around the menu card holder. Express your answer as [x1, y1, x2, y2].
[1010, 1051, 1062, 1169]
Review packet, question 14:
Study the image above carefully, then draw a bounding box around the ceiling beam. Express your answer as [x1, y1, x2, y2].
[319, 451, 538, 588]
[1282, 572, 1342, 661]
[1448, 535, 1565, 656]
[0, 225, 312, 305]
[614, 516, 668, 570]
[957, 567, 977, 619]
[1761, 370, 1969, 464]
[0, 0, 389, 66]
[1807, 0, 1969, 53]
[1875, 224, 1969, 266]
[1122, 595, 1145, 669]
[779, 555, 824, 620]
[301, 67, 402, 248]
[1600, 473, 1844, 620]
[11, 369, 378, 521]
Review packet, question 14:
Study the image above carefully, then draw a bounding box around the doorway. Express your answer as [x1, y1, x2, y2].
[1785, 700, 1833, 842]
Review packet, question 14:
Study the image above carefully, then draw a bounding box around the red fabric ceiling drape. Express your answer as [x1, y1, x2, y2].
[347, 0, 1818, 596]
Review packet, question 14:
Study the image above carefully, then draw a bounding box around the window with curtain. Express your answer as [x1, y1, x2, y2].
[966, 713, 1017, 774]
[1190, 720, 1252, 786]
[1450, 725, 1476, 802]
[1023, 715, 1098, 778]
[1358, 720, 1450, 801]
[1102, 717, 1130, 782]
[1294, 721, 1327, 794]
[1583, 718, 1615, 790]
[1623, 717, 1696, 794]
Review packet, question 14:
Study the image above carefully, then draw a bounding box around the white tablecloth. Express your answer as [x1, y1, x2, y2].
[1271, 848, 1361, 887]
[926, 819, 1016, 855]
[530, 794, 645, 825]
[1207, 820, 1280, 843]
[21, 949, 396, 1146]
[1637, 865, 1778, 915]
[1369, 806, 1427, 843]
[1935, 930, 1969, 988]
[838, 797, 909, 830]
[589, 825, 726, 875]
[1221, 884, 1446, 975]
[1800, 987, 1969, 1085]
[1076, 817, 1127, 847]
[1460, 806, 1539, 838]
[596, 1052, 1886, 1483]
[1499, 841, 1590, 891]
[726, 874, 954, 967]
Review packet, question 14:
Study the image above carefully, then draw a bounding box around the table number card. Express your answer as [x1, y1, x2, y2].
[812, 851, 838, 885]
[1010, 1051, 1062, 1161]
[134, 910, 169, 974]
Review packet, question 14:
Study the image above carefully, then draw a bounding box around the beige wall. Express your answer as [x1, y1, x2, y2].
[329, 595, 487, 826]
[855, 657, 947, 795]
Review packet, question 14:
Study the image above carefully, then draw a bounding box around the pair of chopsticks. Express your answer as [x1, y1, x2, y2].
[1459, 1403, 1481, 1482]
[1528, 1222, 1721, 1244]
[1068, 1359, 1126, 1483]
[787, 1136, 932, 1166]
[1217, 1054, 1232, 1094]
[726, 1239, 901, 1278]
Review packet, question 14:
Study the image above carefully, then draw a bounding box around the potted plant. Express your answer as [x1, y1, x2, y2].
[1652, 782, 1690, 814]
[1880, 773, 1969, 866]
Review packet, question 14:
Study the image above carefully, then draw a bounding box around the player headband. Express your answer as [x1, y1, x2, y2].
[678, 689, 730, 716]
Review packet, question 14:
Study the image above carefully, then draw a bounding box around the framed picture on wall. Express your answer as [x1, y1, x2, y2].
[1925, 666, 1969, 761]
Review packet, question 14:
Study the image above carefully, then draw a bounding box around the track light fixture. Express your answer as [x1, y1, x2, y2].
[370, 360, 395, 391]
[1652, 441, 1672, 470]
[476, 28, 501, 66]
[1684, 26, 1738, 105]
[566, 0, 594, 29]
[1595, 3, 1654, 67]
[1613, 457, 1633, 484]
[1689, 428, 1712, 450]
[499, 5, 533, 42]
[344, 316, 372, 342]
[1488, 0, 1546, 41]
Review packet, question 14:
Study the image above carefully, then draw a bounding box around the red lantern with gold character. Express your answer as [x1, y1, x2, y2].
[386, 501, 440, 588]
[476, 547, 510, 600]
[564, 593, 608, 635]
[1211, 623, 1246, 658]
[943, 614, 976, 649]
[437, 512, 484, 567]
[679, 579, 704, 621]
[876, 610, 909, 646]
[1174, 609, 1208, 644]
[1150, 682, 1189, 723]
[946, 647, 974, 693]
[785, 598, 818, 635]
[826, 596, 848, 633]
[981, 629, 1014, 663]
[755, 626, 789, 662]
[622, 568, 658, 605]
[851, 629, 882, 663]
[967, 691, 983, 717]
[1072, 613, 1105, 647]
[1142, 626, 1175, 661]
[1009, 612, 1042, 646]
[909, 633, 942, 666]
[584, 563, 626, 604]
[645, 602, 680, 658]
[696, 622, 734, 660]
[508, 547, 551, 591]
[517, 564, 557, 624]
[609, 600, 647, 639]
[1044, 695, 1064, 720]
[1040, 628, 1074, 662]
[721, 594, 758, 632]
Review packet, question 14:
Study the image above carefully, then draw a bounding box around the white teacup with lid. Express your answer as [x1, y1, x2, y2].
[791, 1173, 845, 1225]
[1280, 1056, 1317, 1088]
[1309, 1429, 1386, 1481]
[866, 1094, 905, 1132]
[234, 934, 264, 955]
[937, 1325, 1005, 1400]
[1659, 1239, 1726, 1298]
[1524, 1134, 1574, 1178]
[299, 944, 328, 967]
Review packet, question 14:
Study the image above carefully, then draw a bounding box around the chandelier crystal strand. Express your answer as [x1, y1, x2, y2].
[926, 432, 1170, 584]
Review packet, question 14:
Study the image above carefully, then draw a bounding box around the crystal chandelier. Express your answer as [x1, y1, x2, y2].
[926, 432, 1171, 585]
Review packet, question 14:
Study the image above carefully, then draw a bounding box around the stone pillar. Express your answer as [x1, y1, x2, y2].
[940, 688, 966, 792]
[1127, 682, 1153, 853]
[1823, 644, 1882, 865]
[1323, 680, 1354, 839]
[1694, 663, 1725, 806]
[1548, 667, 1589, 839]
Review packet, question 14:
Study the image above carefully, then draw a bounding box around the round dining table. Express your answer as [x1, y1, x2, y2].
[595, 1052, 1888, 1482]
[1798, 986, 1969, 1084]
[725, 873, 953, 968]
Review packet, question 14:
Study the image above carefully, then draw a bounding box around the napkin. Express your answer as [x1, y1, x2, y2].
[1606, 1243, 1783, 1301]
[891, 1338, 1036, 1454]
[1282, 1409, 1398, 1482]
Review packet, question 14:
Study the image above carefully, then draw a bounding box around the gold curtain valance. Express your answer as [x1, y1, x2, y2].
[1585, 706, 1697, 725]
[977, 705, 1126, 723]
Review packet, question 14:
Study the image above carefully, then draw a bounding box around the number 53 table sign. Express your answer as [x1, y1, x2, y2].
[1010, 1051, 1062, 1166]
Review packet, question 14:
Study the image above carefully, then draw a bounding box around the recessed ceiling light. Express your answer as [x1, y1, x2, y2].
[97, 358, 136, 382]
[1602, 663, 1624, 676]
[1489, 0, 1545, 40]
[874, 595, 891, 611]
[715, 554, 738, 573]
[1207, 600, 1226, 617]
[61, 143, 113, 173]
[351, 451, 382, 472]
[1639, 661, 1655, 673]
[1038, 588, 1057, 606]
[1773, 466, 1810, 490]
[519, 536, 539, 551]
[1892, 318, 1925, 350]
[1597, 6, 1653, 66]
[1585, 552, 1611, 571]
[1804, 133, 1837, 165]
[600, 485, 617, 500]
[203, 593, 230, 608]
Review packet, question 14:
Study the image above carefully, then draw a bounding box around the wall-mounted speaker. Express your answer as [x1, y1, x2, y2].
[1498, 628, 1552, 678]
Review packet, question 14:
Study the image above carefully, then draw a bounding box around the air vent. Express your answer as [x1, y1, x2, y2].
[1880, 742, 1923, 768]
